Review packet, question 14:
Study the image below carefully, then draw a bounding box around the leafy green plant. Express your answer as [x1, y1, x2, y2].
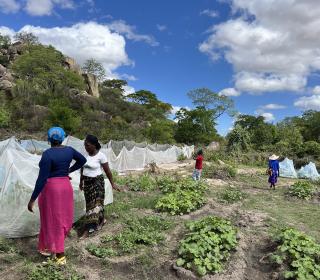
[156, 175, 179, 193]
[270, 228, 320, 280]
[155, 189, 206, 215]
[287, 181, 315, 200]
[176, 216, 238, 276]
[128, 174, 156, 191]
[0, 237, 18, 253]
[87, 215, 171, 257]
[219, 187, 246, 204]
[177, 153, 187, 161]
[27, 260, 83, 280]
[0, 107, 10, 128]
[157, 176, 207, 194]
[203, 164, 237, 179]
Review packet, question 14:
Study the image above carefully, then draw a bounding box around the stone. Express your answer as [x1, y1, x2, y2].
[0, 64, 6, 76]
[207, 141, 220, 151]
[0, 80, 13, 91]
[64, 56, 82, 75]
[82, 73, 99, 98]
[0, 72, 13, 82]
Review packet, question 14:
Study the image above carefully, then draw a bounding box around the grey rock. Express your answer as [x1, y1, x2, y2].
[82, 73, 99, 98]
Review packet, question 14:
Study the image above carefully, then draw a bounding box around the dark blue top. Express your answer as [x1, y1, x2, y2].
[31, 146, 86, 200]
[268, 160, 280, 174]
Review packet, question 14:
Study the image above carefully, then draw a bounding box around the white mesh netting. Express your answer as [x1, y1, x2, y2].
[279, 158, 298, 178]
[0, 137, 193, 237]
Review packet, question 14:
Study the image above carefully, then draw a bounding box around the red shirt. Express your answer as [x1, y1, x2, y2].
[195, 155, 203, 170]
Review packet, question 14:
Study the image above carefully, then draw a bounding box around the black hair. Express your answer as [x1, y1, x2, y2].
[51, 139, 62, 146]
[197, 149, 203, 155]
[85, 134, 101, 150]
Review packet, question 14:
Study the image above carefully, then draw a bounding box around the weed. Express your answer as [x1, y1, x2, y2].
[203, 164, 237, 179]
[219, 187, 246, 204]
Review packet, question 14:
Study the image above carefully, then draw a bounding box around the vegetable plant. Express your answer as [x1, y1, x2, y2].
[176, 216, 238, 276]
[287, 181, 315, 200]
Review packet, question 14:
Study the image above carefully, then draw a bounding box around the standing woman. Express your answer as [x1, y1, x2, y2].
[27, 127, 86, 265]
[80, 135, 119, 238]
[268, 154, 280, 190]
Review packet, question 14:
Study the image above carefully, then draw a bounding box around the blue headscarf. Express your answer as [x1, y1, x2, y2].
[47, 127, 65, 144]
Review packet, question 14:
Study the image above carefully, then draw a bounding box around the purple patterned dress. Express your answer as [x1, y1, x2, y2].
[268, 160, 280, 184]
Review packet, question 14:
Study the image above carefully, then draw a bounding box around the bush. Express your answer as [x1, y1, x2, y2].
[87, 216, 171, 257]
[156, 179, 207, 215]
[176, 216, 238, 276]
[177, 153, 187, 161]
[157, 176, 207, 194]
[271, 228, 320, 280]
[0, 107, 10, 128]
[287, 181, 315, 200]
[128, 174, 156, 191]
[203, 164, 237, 179]
[219, 187, 246, 204]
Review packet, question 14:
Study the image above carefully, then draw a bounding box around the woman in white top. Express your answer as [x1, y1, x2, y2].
[79, 135, 119, 237]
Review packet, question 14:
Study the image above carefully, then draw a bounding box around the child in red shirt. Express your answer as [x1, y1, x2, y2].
[192, 150, 203, 181]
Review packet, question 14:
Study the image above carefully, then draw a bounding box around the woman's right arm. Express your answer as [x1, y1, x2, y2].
[79, 167, 84, 191]
[69, 148, 86, 173]
[28, 153, 51, 212]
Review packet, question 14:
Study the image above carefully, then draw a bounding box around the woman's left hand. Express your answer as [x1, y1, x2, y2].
[27, 200, 35, 213]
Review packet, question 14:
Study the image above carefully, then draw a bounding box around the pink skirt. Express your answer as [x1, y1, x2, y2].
[38, 177, 73, 253]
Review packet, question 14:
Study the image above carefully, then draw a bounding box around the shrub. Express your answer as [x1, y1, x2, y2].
[128, 174, 156, 191]
[0, 107, 10, 128]
[176, 216, 238, 276]
[177, 153, 187, 161]
[219, 187, 246, 204]
[87, 216, 171, 257]
[203, 164, 237, 179]
[155, 188, 206, 215]
[157, 176, 207, 194]
[271, 228, 320, 280]
[287, 181, 315, 200]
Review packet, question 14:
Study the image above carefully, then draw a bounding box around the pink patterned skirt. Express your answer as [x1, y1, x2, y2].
[38, 177, 73, 253]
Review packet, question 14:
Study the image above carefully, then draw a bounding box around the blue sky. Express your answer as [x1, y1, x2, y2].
[1, 0, 320, 135]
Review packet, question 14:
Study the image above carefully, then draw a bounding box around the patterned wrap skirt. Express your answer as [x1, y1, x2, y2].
[82, 174, 105, 228]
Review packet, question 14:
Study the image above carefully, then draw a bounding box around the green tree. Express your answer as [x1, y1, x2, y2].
[14, 32, 39, 45]
[187, 88, 235, 119]
[46, 99, 81, 133]
[235, 114, 276, 149]
[102, 79, 127, 91]
[82, 58, 106, 82]
[0, 33, 11, 49]
[12, 45, 85, 92]
[174, 107, 220, 145]
[144, 119, 175, 143]
[128, 90, 172, 117]
[226, 125, 251, 152]
[0, 106, 10, 128]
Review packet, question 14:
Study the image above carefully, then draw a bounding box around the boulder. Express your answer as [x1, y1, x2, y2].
[82, 73, 99, 98]
[207, 141, 220, 151]
[0, 72, 13, 82]
[64, 56, 82, 75]
[8, 41, 24, 55]
[0, 64, 6, 76]
[0, 80, 13, 91]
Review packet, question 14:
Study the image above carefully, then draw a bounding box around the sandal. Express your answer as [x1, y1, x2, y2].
[97, 219, 107, 231]
[39, 250, 51, 257]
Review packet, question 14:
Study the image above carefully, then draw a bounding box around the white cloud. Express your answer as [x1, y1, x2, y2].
[260, 103, 286, 110]
[171, 106, 190, 115]
[235, 72, 306, 93]
[200, 9, 219, 18]
[219, 87, 240, 97]
[0, 0, 20, 13]
[25, 0, 74, 16]
[294, 95, 320, 110]
[1, 22, 132, 78]
[259, 112, 275, 122]
[121, 74, 137, 81]
[123, 85, 135, 96]
[156, 24, 167, 32]
[107, 20, 159, 47]
[199, 0, 320, 94]
[312, 86, 320, 95]
[0, 26, 16, 37]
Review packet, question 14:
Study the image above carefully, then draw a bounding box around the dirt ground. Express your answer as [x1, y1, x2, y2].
[1, 161, 319, 280]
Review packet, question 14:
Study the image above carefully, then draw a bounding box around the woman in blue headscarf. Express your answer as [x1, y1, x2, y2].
[27, 127, 86, 265]
[268, 154, 280, 190]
